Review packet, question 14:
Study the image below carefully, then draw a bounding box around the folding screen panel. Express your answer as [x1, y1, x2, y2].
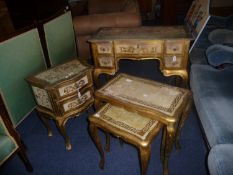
[43, 11, 77, 66]
[0, 29, 46, 126]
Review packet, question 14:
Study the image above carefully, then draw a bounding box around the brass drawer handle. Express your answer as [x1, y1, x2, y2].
[75, 79, 85, 89]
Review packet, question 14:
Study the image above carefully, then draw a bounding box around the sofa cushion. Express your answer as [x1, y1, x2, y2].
[206, 44, 233, 67]
[208, 144, 233, 175]
[190, 64, 233, 147]
[208, 29, 233, 46]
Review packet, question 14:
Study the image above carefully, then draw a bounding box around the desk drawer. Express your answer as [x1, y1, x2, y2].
[165, 41, 184, 54]
[97, 56, 115, 68]
[96, 42, 113, 54]
[114, 41, 163, 55]
[164, 55, 183, 68]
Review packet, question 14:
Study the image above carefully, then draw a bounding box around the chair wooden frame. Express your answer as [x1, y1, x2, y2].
[0, 93, 33, 172]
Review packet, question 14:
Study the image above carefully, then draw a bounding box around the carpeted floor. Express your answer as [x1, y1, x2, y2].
[0, 60, 208, 175]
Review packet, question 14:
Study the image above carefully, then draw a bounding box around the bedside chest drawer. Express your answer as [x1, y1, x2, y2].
[56, 71, 93, 98]
[57, 88, 94, 115]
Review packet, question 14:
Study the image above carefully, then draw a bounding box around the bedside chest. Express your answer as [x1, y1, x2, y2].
[89, 26, 193, 87]
[27, 59, 94, 150]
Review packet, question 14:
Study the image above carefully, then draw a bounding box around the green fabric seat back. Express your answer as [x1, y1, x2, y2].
[0, 119, 6, 135]
[43, 11, 77, 66]
[0, 118, 18, 165]
[0, 29, 46, 126]
[0, 135, 18, 165]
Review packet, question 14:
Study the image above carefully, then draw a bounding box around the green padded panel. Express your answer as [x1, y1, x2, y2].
[0, 119, 6, 135]
[0, 135, 18, 165]
[0, 29, 46, 126]
[43, 11, 77, 66]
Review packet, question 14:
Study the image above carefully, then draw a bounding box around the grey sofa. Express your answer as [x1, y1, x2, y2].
[190, 15, 233, 175]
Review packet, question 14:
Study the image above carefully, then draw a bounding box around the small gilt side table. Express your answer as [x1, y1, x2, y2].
[27, 59, 94, 150]
[89, 103, 162, 175]
[94, 73, 192, 175]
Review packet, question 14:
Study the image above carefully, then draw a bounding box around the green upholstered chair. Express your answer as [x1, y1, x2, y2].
[0, 92, 33, 171]
[43, 10, 78, 67]
[0, 28, 46, 126]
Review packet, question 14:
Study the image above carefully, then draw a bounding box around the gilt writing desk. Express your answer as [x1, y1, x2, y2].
[89, 26, 193, 86]
[94, 74, 192, 175]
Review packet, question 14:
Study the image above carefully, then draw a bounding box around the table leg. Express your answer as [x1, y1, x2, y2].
[162, 69, 188, 87]
[139, 145, 151, 175]
[89, 122, 105, 169]
[163, 124, 176, 175]
[105, 133, 110, 152]
[94, 69, 102, 88]
[94, 98, 102, 110]
[175, 97, 192, 150]
[55, 118, 71, 150]
[160, 126, 166, 162]
[37, 111, 53, 137]
[94, 68, 116, 88]
[179, 71, 188, 87]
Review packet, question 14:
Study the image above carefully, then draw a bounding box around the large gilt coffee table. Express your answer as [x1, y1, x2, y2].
[94, 73, 192, 175]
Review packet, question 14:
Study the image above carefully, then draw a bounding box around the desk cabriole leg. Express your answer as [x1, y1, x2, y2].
[179, 71, 188, 87]
[94, 69, 101, 88]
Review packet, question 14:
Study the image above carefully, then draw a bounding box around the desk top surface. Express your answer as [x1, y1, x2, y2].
[90, 26, 193, 41]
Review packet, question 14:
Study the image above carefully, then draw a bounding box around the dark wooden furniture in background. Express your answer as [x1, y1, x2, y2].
[210, 0, 233, 16]
[138, 0, 152, 20]
[0, 0, 14, 38]
[4, 0, 67, 29]
[160, 0, 193, 25]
